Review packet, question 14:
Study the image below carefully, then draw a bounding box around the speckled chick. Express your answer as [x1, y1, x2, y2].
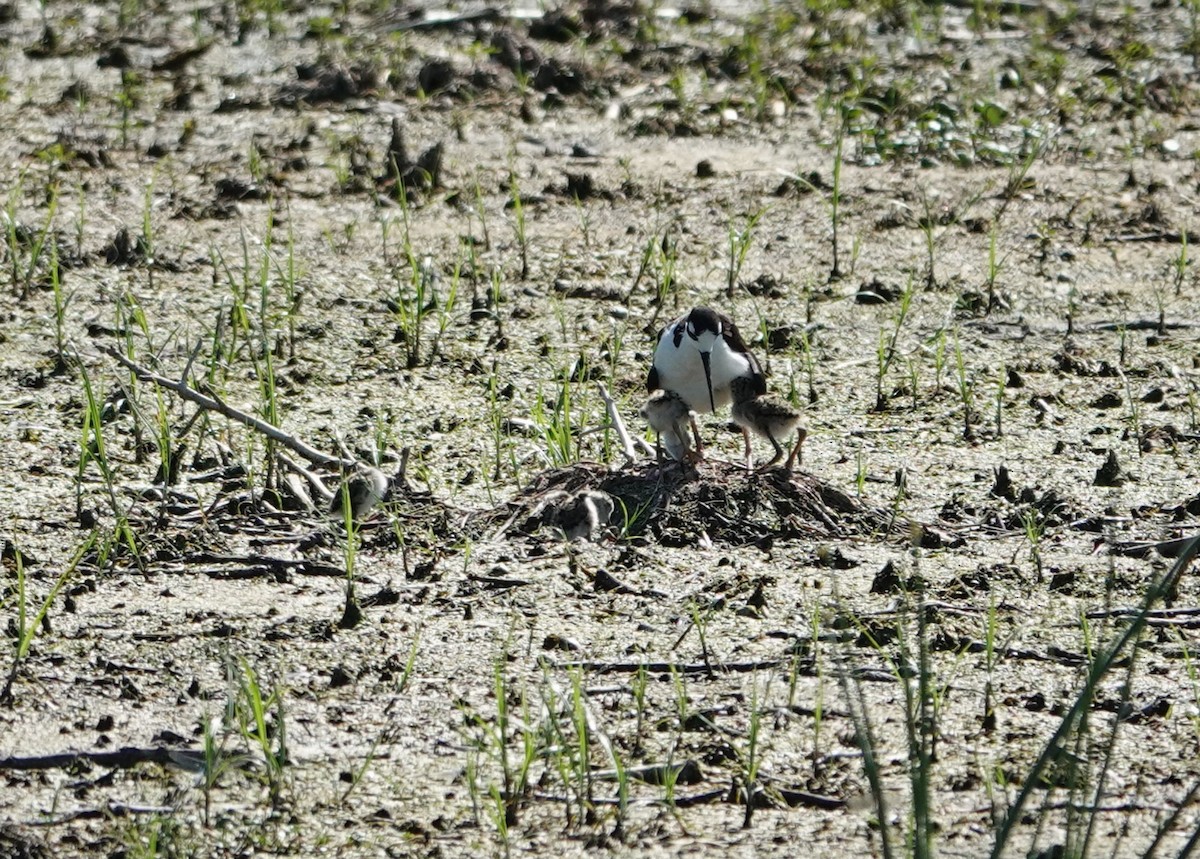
[729, 376, 806, 470]
[640, 388, 696, 463]
[329, 465, 389, 521]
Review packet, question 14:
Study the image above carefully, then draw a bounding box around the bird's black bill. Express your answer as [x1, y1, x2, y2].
[701, 351, 715, 412]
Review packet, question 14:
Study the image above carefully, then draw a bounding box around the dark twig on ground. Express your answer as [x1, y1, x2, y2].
[0, 746, 184, 771]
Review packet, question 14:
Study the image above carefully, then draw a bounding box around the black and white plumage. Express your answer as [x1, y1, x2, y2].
[640, 388, 695, 463]
[729, 375, 806, 471]
[646, 307, 765, 414]
[646, 307, 765, 456]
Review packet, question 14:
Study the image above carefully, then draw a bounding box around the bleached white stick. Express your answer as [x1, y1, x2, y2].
[104, 346, 354, 469]
[596, 381, 641, 464]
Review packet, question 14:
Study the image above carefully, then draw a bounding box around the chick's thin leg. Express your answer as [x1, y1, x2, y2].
[690, 416, 705, 458]
[784, 428, 808, 471]
[761, 433, 784, 468]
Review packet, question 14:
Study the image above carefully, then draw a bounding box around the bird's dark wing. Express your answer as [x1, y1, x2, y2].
[646, 363, 660, 393]
[718, 313, 766, 380]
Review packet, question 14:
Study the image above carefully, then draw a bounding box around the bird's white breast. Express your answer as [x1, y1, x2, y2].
[653, 328, 751, 413]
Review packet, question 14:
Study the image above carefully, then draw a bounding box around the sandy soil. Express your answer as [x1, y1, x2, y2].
[1, 1, 1200, 856]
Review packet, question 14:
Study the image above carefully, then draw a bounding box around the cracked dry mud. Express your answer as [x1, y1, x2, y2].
[1, 1, 1200, 857]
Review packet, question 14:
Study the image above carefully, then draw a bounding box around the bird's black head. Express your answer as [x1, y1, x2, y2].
[685, 307, 721, 340]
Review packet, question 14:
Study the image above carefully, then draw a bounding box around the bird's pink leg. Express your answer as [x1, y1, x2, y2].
[784, 428, 808, 471]
[762, 434, 784, 468]
[690, 416, 705, 458]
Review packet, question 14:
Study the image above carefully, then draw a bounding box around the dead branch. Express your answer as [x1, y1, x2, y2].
[0, 746, 182, 771]
[103, 346, 353, 469]
[596, 381, 649, 463]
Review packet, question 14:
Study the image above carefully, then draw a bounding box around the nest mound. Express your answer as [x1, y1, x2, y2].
[484, 460, 921, 547]
[99, 460, 931, 580]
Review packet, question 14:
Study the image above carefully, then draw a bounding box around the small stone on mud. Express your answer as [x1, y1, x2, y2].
[594, 568, 636, 594]
[1090, 391, 1122, 409]
[542, 634, 581, 652]
[417, 58, 455, 94]
[1048, 570, 1075, 591]
[1093, 450, 1126, 486]
[855, 278, 902, 304]
[991, 465, 1016, 500]
[870, 561, 903, 594]
[816, 545, 858, 569]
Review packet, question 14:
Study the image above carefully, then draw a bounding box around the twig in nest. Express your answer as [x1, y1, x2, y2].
[279, 454, 334, 504]
[596, 381, 652, 462]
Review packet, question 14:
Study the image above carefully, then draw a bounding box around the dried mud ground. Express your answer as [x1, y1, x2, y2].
[2, 1, 1200, 857]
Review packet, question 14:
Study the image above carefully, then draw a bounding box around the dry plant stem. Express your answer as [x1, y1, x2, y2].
[396, 446, 413, 491]
[279, 453, 335, 503]
[103, 346, 353, 469]
[595, 381, 645, 462]
[333, 431, 357, 461]
[547, 676, 618, 770]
